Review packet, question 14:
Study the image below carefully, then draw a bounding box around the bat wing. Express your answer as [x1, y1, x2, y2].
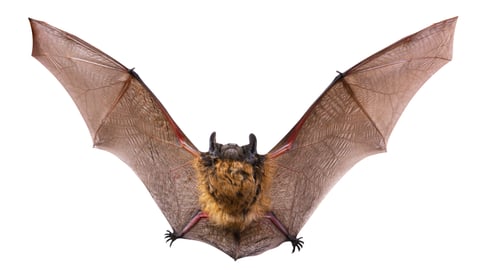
[265, 17, 457, 247]
[29, 19, 200, 234]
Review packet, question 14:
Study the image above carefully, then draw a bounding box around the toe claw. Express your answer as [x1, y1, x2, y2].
[164, 230, 179, 247]
[290, 236, 304, 253]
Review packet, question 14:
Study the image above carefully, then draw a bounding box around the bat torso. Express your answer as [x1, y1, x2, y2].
[194, 151, 273, 232]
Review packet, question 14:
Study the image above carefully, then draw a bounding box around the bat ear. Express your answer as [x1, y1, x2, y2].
[249, 133, 257, 155]
[209, 132, 217, 153]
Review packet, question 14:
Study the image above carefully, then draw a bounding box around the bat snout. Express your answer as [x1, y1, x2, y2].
[221, 144, 243, 160]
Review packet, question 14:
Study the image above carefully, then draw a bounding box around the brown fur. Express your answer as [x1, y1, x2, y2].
[194, 157, 274, 232]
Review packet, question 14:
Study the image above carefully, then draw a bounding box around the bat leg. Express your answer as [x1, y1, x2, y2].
[165, 210, 208, 246]
[265, 212, 304, 253]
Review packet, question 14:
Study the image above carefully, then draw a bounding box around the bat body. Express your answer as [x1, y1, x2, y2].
[194, 133, 274, 233]
[30, 17, 456, 259]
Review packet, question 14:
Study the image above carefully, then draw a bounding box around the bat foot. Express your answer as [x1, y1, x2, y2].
[289, 236, 304, 253]
[265, 212, 304, 253]
[165, 230, 181, 247]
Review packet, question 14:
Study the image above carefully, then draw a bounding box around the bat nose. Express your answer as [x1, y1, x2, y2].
[226, 143, 238, 148]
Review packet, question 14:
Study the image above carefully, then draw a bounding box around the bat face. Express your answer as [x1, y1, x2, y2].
[30, 17, 456, 259]
[207, 132, 259, 162]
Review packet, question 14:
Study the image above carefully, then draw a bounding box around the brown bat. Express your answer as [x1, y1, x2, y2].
[29, 17, 456, 259]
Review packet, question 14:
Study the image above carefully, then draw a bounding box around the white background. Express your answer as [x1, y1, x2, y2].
[1, 1, 479, 269]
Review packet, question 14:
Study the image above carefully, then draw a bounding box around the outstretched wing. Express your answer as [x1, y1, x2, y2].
[30, 18, 200, 233]
[267, 17, 457, 241]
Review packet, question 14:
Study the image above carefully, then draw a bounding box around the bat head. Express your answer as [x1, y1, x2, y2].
[208, 132, 258, 163]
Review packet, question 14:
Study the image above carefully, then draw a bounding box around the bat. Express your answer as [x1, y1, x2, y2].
[29, 17, 457, 259]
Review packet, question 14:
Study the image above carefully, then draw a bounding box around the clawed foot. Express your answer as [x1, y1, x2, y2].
[264, 212, 305, 254]
[164, 230, 180, 247]
[289, 236, 304, 253]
